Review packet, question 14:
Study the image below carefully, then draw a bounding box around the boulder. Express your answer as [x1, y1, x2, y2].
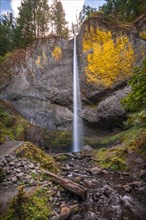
[90, 167, 102, 175]
[60, 206, 71, 220]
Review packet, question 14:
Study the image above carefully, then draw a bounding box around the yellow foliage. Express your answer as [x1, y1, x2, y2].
[139, 31, 146, 40]
[52, 47, 62, 61]
[83, 27, 134, 87]
[35, 56, 41, 66]
[35, 50, 47, 69]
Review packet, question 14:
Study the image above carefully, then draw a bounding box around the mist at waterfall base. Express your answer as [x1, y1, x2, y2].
[73, 37, 83, 152]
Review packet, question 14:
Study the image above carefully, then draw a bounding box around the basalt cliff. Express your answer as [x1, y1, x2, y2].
[0, 15, 146, 134]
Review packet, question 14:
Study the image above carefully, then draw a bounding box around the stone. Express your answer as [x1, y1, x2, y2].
[70, 204, 79, 214]
[15, 168, 22, 173]
[28, 163, 35, 169]
[60, 207, 71, 220]
[86, 211, 97, 220]
[123, 185, 131, 192]
[29, 179, 36, 186]
[17, 172, 24, 178]
[138, 186, 146, 195]
[51, 216, 59, 220]
[31, 170, 37, 175]
[71, 214, 82, 220]
[6, 169, 11, 174]
[82, 145, 93, 151]
[129, 181, 143, 188]
[90, 167, 102, 175]
[83, 180, 93, 188]
[9, 161, 15, 167]
[17, 162, 22, 167]
[11, 176, 17, 183]
[140, 170, 146, 180]
[102, 170, 109, 175]
[74, 176, 81, 183]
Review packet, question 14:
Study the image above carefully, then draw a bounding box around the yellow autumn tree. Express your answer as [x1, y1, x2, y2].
[52, 47, 62, 61]
[83, 27, 134, 87]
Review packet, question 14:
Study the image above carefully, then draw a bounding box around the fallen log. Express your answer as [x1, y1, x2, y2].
[41, 169, 87, 200]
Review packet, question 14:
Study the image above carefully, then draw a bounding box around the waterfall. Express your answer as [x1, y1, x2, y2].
[73, 37, 83, 152]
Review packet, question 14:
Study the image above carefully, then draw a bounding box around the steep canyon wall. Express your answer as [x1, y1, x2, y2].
[0, 16, 146, 134]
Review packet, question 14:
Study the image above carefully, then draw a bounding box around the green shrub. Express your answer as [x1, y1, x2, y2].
[124, 110, 146, 128]
[122, 59, 146, 112]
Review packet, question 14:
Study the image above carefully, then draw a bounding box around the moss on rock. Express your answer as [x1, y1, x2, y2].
[3, 186, 53, 220]
[95, 147, 128, 171]
[15, 142, 58, 173]
[0, 100, 30, 144]
[94, 126, 146, 171]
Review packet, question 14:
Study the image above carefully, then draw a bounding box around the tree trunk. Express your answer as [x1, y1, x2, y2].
[41, 169, 87, 200]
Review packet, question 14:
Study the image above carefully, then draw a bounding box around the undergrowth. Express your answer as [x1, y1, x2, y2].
[3, 186, 52, 220]
[15, 142, 58, 173]
[94, 126, 146, 171]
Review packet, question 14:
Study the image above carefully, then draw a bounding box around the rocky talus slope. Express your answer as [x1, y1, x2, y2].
[0, 141, 146, 220]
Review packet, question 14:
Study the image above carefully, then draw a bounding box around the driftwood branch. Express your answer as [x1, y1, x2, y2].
[41, 169, 87, 200]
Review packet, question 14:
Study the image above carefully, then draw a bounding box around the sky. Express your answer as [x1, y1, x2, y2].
[0, 0, 105, 28]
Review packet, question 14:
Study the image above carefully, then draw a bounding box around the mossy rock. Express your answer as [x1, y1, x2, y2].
[15, 142, 58, 173]
[0, 100, 31, 144]
[0, 99, 72, 150]
[2, 186, 53, 220]
[95, 146, 128, 171]
[94, 126, 146, 171]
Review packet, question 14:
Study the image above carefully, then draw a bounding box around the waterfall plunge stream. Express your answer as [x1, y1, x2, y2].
[73, 37, 83, 152]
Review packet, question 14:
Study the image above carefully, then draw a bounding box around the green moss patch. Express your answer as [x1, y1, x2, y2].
[3, 186, 52, 220]
[90, 126, 146, 147]
[94, 126, 146, 171]
[95, 146, 128, 171]
[0, 100, 31, 144]
[44, 130, 72, 149]
[15, 142, 58, 173]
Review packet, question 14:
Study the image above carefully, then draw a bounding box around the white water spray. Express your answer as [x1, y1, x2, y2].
[73, 37, 83, 152]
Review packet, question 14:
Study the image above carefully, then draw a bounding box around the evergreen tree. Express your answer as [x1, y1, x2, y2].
[51, 0, 69, 39]
[0, 12, 16, 56]
[100, 0, 146, 22]
[17, 0, 50, 47]
[79, 5, 97, 23]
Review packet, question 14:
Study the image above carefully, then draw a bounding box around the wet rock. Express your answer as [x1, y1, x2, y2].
[129, 181, 143, 188]
[123, 184, 131, 192]
[71, 214, 82, 220]
[140, 170, 146, 180]
[90, 167, 102, 175]
[86, 211, 98, 220]
[70, 204, 79, 214]
[138, 186, 146, 195]
[60, 206, 71, 220]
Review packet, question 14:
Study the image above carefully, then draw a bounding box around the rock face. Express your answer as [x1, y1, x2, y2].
[0, 38, 73, 130]
[0, 16, 146, 133]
